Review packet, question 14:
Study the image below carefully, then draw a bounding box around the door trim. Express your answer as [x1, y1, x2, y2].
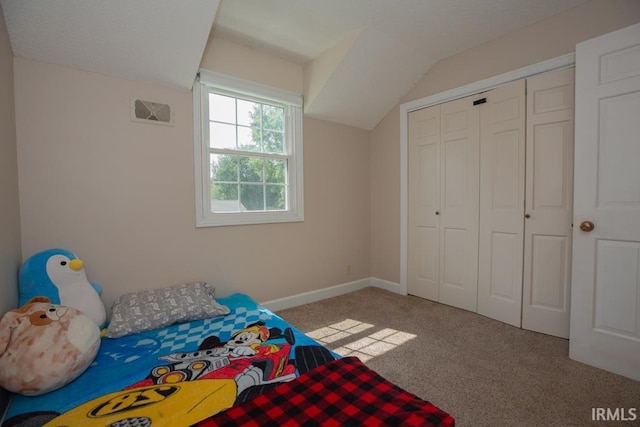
[400, 53, 575, 295]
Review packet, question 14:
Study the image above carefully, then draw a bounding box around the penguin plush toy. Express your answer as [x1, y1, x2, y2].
[18, 248, 107, 328]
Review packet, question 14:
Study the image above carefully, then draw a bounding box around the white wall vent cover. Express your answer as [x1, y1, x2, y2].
[131, 98, 174, 126]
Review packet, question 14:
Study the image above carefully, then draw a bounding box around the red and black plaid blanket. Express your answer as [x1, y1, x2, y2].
[196, 357, 454, 426]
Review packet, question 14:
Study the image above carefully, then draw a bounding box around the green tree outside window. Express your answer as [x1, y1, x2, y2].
[210, 99, 287, 212]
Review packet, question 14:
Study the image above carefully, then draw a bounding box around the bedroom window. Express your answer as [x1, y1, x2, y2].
[193, 70, 304, 227]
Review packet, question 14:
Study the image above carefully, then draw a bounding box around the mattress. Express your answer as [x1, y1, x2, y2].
[3, 293, 454, 426]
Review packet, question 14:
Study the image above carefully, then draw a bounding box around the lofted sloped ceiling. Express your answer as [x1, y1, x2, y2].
[1, 0, 588, 130]
[213, 0, 588, 130]
[0, 0, 220, 90]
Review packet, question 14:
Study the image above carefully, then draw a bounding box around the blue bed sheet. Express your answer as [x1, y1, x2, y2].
[4, 293, 336, 426]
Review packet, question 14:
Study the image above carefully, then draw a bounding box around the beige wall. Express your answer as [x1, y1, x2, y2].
[0, 5, 20, 317]
[370, 0, 640, 283]
[201, 36, 303, 94]
[14, 41, 370, 312]
[370, 104, 401, 283]
[11, 0, 639, 314]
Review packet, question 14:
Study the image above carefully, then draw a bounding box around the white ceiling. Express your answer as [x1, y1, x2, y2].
[0, 0, 220, 89]
[1, 0, 588, 130]
[212, 0, 588, 129]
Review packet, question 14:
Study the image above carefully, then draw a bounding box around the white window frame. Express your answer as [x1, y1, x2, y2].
[194, 69, 304, 227]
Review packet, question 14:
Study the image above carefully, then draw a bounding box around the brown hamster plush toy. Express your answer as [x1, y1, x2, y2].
[0, 296, 100, 396]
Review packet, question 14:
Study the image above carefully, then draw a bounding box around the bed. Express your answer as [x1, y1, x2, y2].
[3, 292, 454, 426]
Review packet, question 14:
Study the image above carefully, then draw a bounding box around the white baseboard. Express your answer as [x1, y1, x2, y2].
[370, 277, 402, 294]
[261, 277, 403, 312]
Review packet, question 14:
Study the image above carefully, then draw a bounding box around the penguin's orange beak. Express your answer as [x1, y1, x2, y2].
[69, 258, 84, 271]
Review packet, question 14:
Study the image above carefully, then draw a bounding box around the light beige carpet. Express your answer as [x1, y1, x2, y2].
[277, 287, 640, 427]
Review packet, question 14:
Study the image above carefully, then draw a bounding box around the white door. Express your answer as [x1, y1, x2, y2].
[522, 68, 575, 338]
[477, 80, 526, 327]
[408, 105, 440, 300]
[408, 96, 480, 312]
[438, 96, 480, 312]
[570, 23, 640, 381]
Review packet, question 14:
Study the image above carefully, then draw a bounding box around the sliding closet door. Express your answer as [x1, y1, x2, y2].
[438, 96, 480, 312]
[522, 68, 574, 338]
[408, 105, 441, 300]
[477, 80, 526, 327]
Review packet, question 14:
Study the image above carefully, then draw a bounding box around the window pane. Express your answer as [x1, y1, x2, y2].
[240, 184, 264, 211]
[211, 154, 238, 182]
[209, 93, 236, 124]
[211, 183, 239, 212]
[263, 104, 284, 131]
[210, 122, 236, 149]
[266, 184, 286, 210]
[263, 130, 284, 154]
[238, 126, 261, 152]
[265, 158, 286, 184]
[239, 156, 263, 183]
[237, 99, 260, 127]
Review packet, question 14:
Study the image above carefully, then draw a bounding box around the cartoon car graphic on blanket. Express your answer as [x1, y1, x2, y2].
[7, 322, 334, 427]
[126, 322, 300, 401]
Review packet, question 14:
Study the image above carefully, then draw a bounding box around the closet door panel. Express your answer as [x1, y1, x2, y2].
[439, 96, 479, 312]
[416, 226, 438, 287]
[529, 235, 568, 306]
[443, 228, 467, 288]
[490, 129, 521, 211]
[523, 67, 574, 338]
[478, 80, 526, 327]
[531, 123, 570, 208]
[443, 138, 470, 222]
[408, 106, 441, 300]
[489, 232, 519, 300]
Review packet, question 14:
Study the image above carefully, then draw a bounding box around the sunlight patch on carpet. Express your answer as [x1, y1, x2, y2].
[306, 319, 417, 362]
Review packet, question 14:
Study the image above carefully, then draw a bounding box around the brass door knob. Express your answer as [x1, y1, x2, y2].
[580, 220, 595, 232]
